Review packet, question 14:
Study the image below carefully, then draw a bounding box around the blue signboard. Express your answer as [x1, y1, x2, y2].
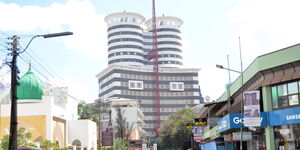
[217, 112, 267, 133]
[269, 107, 300, 126]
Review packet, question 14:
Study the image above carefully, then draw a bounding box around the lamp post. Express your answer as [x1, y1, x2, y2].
[8, 32, 73, 150]
[216, 38, 243, 150]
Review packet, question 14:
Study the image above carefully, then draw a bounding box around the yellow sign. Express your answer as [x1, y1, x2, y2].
[194, 118, 207, 126]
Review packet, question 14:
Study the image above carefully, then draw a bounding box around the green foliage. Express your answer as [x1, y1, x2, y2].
[0, 127, 36, 150]
[40, 139, 58, 150]
[78, 101, 100, 122]
[114, 138, 128, 150]
[159, 108, 195, 149]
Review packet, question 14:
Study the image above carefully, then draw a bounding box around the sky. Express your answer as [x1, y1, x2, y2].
[0, 0, 300, 103]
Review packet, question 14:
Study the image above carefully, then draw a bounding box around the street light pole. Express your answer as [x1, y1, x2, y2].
[216, 37, 244, 149]
[8, 32, 72, 150]
[238, 37, 244, 150]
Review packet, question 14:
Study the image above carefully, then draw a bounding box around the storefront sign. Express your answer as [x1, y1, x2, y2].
[194, 118, 207, 126]
[223, 134, 231, 141]
[269, 107, 300, 126]
[203, 131, 211, 139]
[217, 112, 267, 133]
[232, 132, 252, 141]
[193, 126, 203, 141]
[210, 126, 220, 139]
[217, 115, 230, 133]
[101, 122, 113, 146]
[243, 91, 261, 127]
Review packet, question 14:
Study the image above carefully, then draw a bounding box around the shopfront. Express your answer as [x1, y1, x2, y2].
[217, 112, 267, 150]
[269, 107, 300, 150]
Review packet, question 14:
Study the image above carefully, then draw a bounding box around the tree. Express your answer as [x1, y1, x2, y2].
[0, 127, 36, 150]
[159, 108, 195, 149]
[40, 139, 58, 150]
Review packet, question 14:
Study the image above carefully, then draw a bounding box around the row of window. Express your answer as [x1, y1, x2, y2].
[108, 58, 144, 64]
[108, 51, 144, 58]
[107, 31, 181, 40]
[141, 107, 185, 113]
[108, 52, 182, 59]
[140, 99, 194, 105]
[119, 73, 196, 81]
[108, 45, 144, 51]
[144, 41, 182, 46]
[108, 38, 144, 45]
[158, 61, 183, 65]
[144, 47, 182, 52]
[121, 82, 196, 90]
[272, 80, 300, 109]
[108, 58, 182, 65]
[108, 24, 142, 32]
[151, 28, 181, 33]
[143, 34, 181, 40]
[157, 54, 182, 59]
[108, 31, 143, 38]
[120, 90, 196, 97]
[107, 17, 143, 24]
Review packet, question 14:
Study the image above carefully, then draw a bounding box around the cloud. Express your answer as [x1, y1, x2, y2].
[0, 0, 107, 60]
[226, 0, 300, 67]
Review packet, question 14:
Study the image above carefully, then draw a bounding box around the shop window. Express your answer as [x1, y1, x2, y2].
[278, 84, 288, 96]
[272, 80, 300, 109]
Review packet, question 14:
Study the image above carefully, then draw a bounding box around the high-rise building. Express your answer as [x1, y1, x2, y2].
[98, 11, 202, 136]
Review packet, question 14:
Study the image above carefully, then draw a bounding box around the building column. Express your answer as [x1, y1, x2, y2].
[262, 86, 274, 150]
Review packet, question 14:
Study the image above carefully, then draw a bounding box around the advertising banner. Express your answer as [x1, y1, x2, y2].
[101, 122, 113, 146]
[243, 91, 260, 127]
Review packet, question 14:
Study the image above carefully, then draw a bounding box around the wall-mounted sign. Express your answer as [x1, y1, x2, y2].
[217, 112, 267, 133]
[232, 132, 252, 141]
[186, 123, 193, 129]
[195, 118, 207, 126]
[269, 107, 300, 126]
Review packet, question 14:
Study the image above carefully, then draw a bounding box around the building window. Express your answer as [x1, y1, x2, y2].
[169, 82, 184, 91]
[271, 80, 300, 109]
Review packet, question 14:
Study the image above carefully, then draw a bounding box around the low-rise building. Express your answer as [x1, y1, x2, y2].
[196, 43, 300, 150]
[0, 68, 97, 150]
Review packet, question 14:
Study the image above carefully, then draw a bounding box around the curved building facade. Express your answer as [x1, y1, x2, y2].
[105, 12, 184, 68]
[144, 16, 184, 68]
[105, 12, 145, 66]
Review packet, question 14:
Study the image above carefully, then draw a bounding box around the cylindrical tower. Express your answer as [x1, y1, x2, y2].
[144, 16, 183, 68]
[105, 12, 145, 66]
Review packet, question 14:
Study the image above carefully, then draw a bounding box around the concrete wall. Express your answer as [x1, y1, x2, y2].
[68, 120, 97, 150]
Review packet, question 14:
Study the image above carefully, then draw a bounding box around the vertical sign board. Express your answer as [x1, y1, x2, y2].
[193, 126, 203, 141]
[101, 122, 113, 146]
[243, 91, 261, 127]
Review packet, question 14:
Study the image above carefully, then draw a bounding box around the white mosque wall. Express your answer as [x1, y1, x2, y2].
[68, 120, 97, 150]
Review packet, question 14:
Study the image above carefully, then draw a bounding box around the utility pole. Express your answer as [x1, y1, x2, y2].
[8, 35, 19, 150]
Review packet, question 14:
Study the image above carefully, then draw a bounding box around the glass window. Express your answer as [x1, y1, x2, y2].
[288, 82, 298, 94]
[277, 84, 288, 96]
[272, 86, 278, 109]
[289, 95, 299, 105]
[278, 96, 288, 107]
[299, 81, 300, 92]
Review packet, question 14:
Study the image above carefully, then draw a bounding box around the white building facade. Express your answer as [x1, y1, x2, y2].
[98, 12, 203, 136]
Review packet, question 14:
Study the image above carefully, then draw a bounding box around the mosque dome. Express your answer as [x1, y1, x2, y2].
[17, 68, 44, 100]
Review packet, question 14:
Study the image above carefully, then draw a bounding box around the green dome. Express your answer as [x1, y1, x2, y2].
[17, 69, 44, 100]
